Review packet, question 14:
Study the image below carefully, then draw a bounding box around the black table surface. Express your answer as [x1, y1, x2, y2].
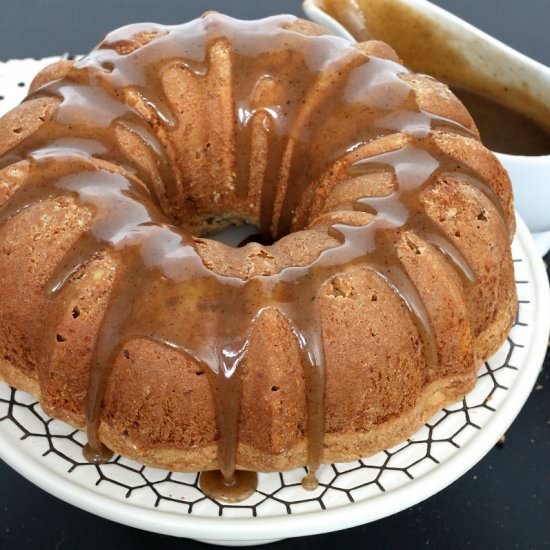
[0, 1, 549, 548]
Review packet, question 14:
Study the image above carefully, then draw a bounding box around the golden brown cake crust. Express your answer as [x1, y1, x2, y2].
[0, 357, 475, 470]
[0, 13, 516, 477]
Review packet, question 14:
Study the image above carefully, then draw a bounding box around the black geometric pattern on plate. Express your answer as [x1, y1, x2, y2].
[0, 259, 530, 517]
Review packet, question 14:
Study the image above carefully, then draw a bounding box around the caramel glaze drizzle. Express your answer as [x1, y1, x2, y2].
[0, 13, 505, 501]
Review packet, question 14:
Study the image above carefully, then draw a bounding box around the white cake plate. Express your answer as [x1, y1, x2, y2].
[0, 57, 549, 546]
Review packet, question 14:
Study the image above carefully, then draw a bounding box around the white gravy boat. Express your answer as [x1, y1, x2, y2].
[303, 0, 550, 255]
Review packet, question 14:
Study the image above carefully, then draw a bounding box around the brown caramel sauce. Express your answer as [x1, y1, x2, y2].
[200, 470, 258, 503]
[0, 13, 507, 501]
[301, 471, 320, 491]
[318, 0, 550, 155]
[83, 441, 114, 464]
[450, 87, 550, 155]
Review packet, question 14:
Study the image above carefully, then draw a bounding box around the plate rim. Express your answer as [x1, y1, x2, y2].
[1, 213, 549, 542]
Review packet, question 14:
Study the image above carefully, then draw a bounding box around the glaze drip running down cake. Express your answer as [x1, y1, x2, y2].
[0, 13, 516, 501]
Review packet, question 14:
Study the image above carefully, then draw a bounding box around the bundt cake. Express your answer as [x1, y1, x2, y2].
[0, 12, 517, 501]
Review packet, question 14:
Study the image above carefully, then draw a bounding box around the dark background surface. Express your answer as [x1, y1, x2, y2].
[0, 1, 549, 548]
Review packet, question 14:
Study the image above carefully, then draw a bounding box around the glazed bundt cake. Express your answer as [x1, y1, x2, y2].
[0, 12, 516, 500]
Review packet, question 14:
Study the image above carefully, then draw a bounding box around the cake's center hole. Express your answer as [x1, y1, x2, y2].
[207, 223, 275, 248]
